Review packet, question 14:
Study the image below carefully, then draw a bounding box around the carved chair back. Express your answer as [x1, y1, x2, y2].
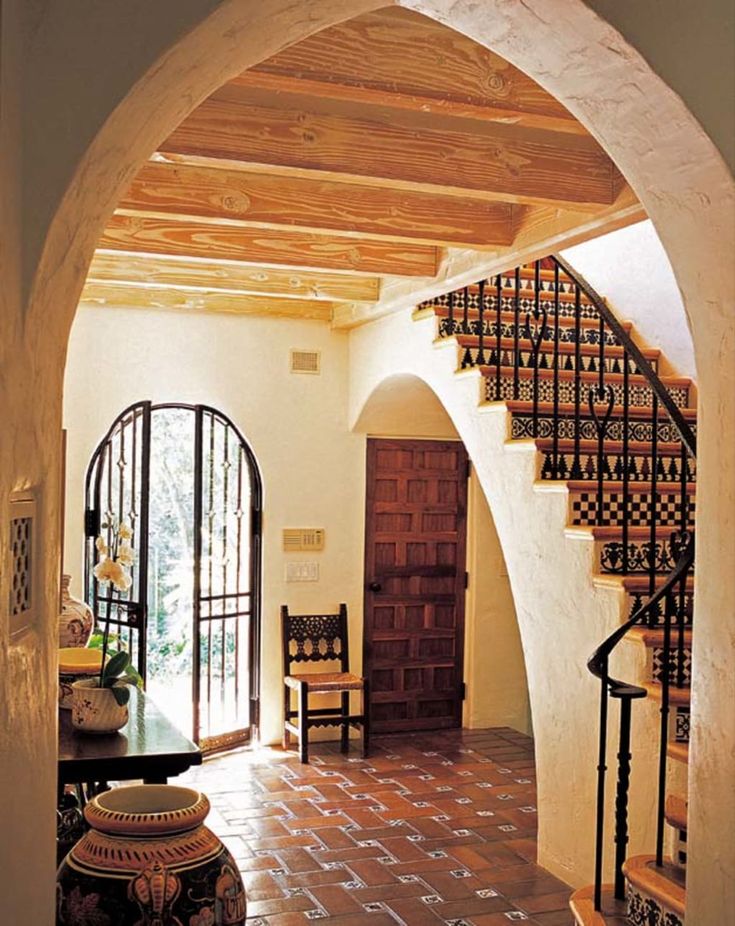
[281, 603, 350, 677]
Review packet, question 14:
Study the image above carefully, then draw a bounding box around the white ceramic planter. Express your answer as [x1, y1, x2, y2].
[58, 647, 104, 710]
[71, 678, 129, 733]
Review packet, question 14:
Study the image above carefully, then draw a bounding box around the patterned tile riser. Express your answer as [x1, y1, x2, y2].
[571, 491, 695, 529]
[439, 313, 628, 352]
[455, 340, 650, 376]
[513, 415, 696, 445]
[673, 706, 691, 743]
[627, 591, 693, 624]
[652, 647, 692, 688]
[626, 883, 684, 926]
[540, 451, 695, 485]
[599, 537, 693, 575]
[427, 284, 602, 321]
[486, 373, 689, 410]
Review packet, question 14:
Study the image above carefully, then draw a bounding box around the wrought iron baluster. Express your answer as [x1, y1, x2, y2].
[513, 267, 521, 400]
[613, 693, 634, 899]
[495, 274, 502, 400]
[462, 285, 470, 335]
[622, 352, 630, 574]
[552, 261, 561, 476]
[590, 384, 614, 527]
[656, 585, 674, 866]
[593, 673, 609, 911]
[571, 284, 583, 478]
[447, 289, 455, 334]
[476, 279, 486, 367]
[649, 396, 660, 620]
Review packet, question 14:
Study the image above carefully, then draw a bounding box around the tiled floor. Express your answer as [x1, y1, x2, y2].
[180, 727, 573, 926]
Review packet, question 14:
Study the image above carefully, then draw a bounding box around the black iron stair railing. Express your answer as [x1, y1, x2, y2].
[425, 252, 696, 909]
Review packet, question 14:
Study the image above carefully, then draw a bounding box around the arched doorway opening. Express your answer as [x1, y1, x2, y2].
[3, 3, 732, 923]
[84, 402, 262, 752]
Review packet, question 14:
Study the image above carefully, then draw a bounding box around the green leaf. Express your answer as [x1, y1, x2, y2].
[102, 650, 130, 681]
[119, 672, 143, 689]
[110, 684, 131, 706]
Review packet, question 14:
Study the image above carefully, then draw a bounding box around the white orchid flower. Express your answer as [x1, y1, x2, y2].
[118, 522, 133, 541]
[95, 535, 108, 555]
[117, 543, 136, 566]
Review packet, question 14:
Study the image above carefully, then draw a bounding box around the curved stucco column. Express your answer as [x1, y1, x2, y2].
[3, 0, 732, 921]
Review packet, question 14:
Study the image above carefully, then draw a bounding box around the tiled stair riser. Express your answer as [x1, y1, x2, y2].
[440, 314, 625, 348]
[626, 884, 684, 926]
[626, 588, 693, 623]
[454, 340, 651, 375]
[512, 414, 695, 445]
[651, 648, 692, 688]
[598, 537, 693, 575]
[486, 374, 689, 409]
[540, 450, 695, 484]
[570, 490, 695, 529]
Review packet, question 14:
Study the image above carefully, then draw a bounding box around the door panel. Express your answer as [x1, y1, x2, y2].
[363, 438, 468, 732]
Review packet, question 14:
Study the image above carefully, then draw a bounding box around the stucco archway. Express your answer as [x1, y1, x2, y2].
[5, 1, 733, 922]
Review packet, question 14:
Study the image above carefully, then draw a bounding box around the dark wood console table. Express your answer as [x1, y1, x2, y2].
[58, 687, 202, 791]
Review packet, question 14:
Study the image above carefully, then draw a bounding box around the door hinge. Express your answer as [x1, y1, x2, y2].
[460, 682, 467, 701]
[84, 509, 100, 538]
[464, 571, 469, 589]
[466, 458, 472, 480]
[250, 697, 260, 728]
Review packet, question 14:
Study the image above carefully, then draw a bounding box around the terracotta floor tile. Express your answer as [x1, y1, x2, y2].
[180, 727, 571, 925]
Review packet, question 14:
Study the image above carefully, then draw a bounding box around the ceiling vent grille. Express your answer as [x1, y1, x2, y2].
[290, 349, 321, 375]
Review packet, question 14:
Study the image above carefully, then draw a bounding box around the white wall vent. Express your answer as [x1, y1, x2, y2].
[283, 528, 325, 552]
[290, 349, 321, 375]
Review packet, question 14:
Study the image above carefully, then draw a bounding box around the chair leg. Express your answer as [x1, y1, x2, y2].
[361, 679, 370, 758]
[340, 691, 350, 754]
[283, 685, 291, 750]
[298, 680, 309, 764]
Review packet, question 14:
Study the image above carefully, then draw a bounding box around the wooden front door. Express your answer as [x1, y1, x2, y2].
[363, 438, 469, 732]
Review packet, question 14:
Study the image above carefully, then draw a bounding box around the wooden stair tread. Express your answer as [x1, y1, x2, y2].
[532, 437, 686, 456]
[623, 855, 686, 917]
[645, 682, 691, 702]
[431, 303, 632, 332]
[585, 525, 693, 541]
[627, 626, 692, 648]
[666, 794, 688, 832]
[570, 884, 629, 925]
[618, 573, 695, 591]
[500, 399, 697, 422]
[449, 332, 660, 360]
[565, 479, 696, 494]
[667, 741, 689, 764]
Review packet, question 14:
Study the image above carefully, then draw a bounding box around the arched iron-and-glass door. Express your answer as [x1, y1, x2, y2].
[84, 402, 262, 753]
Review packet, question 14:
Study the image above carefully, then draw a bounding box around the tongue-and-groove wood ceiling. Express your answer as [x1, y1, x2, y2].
[83, 8, 644, 327]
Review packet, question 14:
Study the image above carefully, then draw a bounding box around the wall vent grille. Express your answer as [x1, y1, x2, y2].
[290, 350, 321, 374]
[283, 528, 325, 552]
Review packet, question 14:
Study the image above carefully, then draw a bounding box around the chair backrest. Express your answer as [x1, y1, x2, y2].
[281, 603, 349, 677]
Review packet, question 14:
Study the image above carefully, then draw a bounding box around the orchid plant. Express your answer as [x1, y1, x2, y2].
[93, 519, 143, 705]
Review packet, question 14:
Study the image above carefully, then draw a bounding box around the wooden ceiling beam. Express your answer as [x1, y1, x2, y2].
[158, 97, 617, 209]
[88, 251, 381, 302]
[241, 8, 580, 134]
[100, 215, 439, 277]
[232, 70, 586, 137]
[80, 282, 336, 320]
[118, 160, 515, 248]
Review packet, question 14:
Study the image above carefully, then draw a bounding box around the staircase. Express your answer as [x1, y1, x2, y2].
[416, 256, 695, 926]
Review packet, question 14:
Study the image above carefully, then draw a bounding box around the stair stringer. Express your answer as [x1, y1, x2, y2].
[349, 306, 664, 888]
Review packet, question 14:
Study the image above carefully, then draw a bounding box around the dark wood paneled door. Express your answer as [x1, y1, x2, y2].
[363, 438, 469, 733]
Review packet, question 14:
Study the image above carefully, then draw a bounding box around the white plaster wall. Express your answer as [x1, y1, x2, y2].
[63, 307, 366, 747]
[349, 309, 663, 887]
[562, 220, 696, 379]
[354, 372, 532, 735]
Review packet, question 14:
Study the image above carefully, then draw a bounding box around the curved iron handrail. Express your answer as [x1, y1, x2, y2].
[552, 254, 697, 459]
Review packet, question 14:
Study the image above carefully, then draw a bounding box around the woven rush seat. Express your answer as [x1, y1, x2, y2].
[281, 603, 369, 763]
[285, 672, 364, 692]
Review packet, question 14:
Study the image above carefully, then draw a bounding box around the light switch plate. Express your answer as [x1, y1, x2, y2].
[285, 561, 319, 582]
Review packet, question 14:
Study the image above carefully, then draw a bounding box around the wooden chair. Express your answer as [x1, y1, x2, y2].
[281, 603, 369, 763]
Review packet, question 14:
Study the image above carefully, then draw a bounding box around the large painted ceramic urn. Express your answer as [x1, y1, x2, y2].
[56, 785, 247, 926]
[58, 575, 94, 648]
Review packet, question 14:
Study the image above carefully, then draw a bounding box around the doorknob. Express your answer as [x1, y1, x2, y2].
[368, 581, 382, 592]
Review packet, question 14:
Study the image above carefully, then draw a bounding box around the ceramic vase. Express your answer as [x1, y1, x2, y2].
[71, 677, 129, 733]
[58, 648, 104, 710]
[56, 784, 247, 926]
[58, 575, 94, 648]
